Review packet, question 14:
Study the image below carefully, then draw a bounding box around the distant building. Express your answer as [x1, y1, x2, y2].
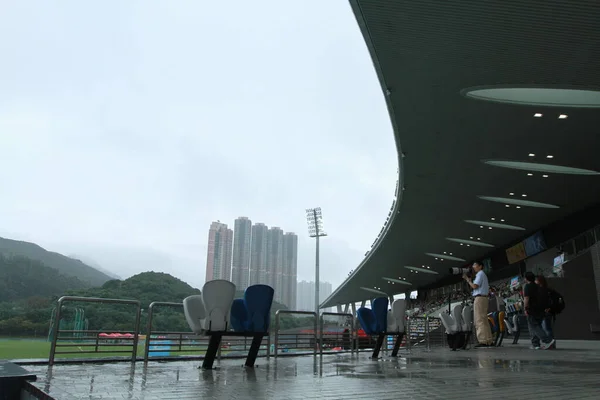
[297, 280, 333, 312]
[267, 227, 284, 303]
[205, 221, 233, 282]
[249, 223, 268, 286]
[282, 232, 298, 310]
[231, 217, 252, 290]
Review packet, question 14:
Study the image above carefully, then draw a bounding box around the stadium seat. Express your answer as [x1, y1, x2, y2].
[388, 299, 406, 332]
[357, 297, 409, 359]
[440, 304, 470, 351]
[230, 284, 274, 333]
[183, 294, 207, 334]
[357, 297, 388, 335]
[202, 280, 236, 332]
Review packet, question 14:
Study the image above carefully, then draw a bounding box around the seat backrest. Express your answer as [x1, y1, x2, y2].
[372, 297, 389, 332]
[439, 311, 458, 334]
[230, 298, 249, 332]
[451, 304, 464, 330]
[202, 280, 236, 331]
[244, 284, 274, 332]
[357, 307, 377, 335]
[461, 305, 473, 332]
[498, 311, 506, 332]
[389, 299, 406, 332]
[512, 314, 519, 332]
[183, 295, 206, 334]
[503, 317, 514, 334]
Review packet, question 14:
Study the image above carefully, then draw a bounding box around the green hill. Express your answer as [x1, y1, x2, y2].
[0, 254, 90, 302]
[0, 237, 112, 286]
[0, 270, 292, 336]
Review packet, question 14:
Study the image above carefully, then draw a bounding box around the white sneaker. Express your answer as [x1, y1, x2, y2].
[540, 339, 556, 350]
[529, 345, 540, 350]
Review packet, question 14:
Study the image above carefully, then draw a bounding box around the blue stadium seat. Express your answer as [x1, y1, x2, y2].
[357, 297, 403, 359]
[230, 284, 274, 333]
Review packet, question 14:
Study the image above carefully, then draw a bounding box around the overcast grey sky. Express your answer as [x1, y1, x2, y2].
[0, 0, 397, 289]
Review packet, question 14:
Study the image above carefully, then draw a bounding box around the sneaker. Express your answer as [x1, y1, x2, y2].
[529, 345, 541, 350]
[541, 339, 556, 350]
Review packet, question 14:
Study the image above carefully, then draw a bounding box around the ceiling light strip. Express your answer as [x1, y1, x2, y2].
[446, 238, 494, 248]
[465, 220, 525, 230]
[478, 196, 559, 209]
[382, 277, 413, 285]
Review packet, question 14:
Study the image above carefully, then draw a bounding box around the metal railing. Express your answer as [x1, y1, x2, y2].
[48, 296, 142, 365]
[319, 312, 354, 356]
[274, 310, 317, 357]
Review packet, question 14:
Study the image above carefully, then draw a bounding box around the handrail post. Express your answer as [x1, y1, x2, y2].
[144, 303, 155, 363]
[274, 310, 281, 358]
[406, 316, 412, 354]
[131, 302, 142, 362]
[313, 311, 318, 356]
[425, 316, 431, 352]
[319, 313, 324, 356]
[48, 298, 64, 366]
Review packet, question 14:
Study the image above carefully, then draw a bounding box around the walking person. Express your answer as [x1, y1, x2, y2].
[463, 261, 494, 347]
[523, 272, 555, 350]
[533, 275, 557, 349]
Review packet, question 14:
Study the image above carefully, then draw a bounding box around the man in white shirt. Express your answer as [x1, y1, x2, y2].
[463, 261, 493, 347]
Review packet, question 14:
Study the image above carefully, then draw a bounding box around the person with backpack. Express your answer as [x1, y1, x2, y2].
[523, 272, 555, 350]
[534, 275, 565, 349]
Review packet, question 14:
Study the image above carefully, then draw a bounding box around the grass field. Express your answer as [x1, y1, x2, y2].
[0, 339, 218, 360]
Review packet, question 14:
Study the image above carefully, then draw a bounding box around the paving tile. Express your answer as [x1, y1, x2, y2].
[21, 340, 600, 399]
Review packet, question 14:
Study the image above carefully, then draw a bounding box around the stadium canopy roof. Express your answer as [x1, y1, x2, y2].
[322, 0, 600, 308]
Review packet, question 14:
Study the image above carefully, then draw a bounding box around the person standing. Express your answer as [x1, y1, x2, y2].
[523, 272, 555, 350]
[463, 261, 493, 347]
[533, 275, 556, 349]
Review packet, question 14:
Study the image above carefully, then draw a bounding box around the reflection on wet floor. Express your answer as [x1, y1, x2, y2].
[23, 340, 600, 400]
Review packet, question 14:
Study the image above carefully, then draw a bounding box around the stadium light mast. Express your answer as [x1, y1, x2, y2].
[306, 207, 327, 317]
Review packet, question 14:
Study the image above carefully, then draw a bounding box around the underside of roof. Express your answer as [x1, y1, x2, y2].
[323, 0, 600, 308]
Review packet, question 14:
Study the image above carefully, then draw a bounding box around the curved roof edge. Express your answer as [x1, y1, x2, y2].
[320, 0, 404, 309]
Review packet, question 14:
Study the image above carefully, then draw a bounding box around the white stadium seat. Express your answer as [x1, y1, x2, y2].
[201, 280, 236, 332]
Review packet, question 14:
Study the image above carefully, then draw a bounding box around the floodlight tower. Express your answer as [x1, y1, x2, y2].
[306, 207, 327, 316]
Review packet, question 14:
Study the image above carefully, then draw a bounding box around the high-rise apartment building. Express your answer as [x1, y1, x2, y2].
[296, 280, 333, 312]
[249, 223, 268, 285]
[231, 217, 252, 291]
[282, 232, 298, 309]
[205, 221, 233, 282]
[266, 227, 284, 303]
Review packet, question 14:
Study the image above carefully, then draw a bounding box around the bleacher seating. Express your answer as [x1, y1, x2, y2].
[357, 297, 406, 358]
[183, 281, 274, 370]
[488, 311, 507, 347]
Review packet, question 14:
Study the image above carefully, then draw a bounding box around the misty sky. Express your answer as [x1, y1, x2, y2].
[0, 0, 397, 290]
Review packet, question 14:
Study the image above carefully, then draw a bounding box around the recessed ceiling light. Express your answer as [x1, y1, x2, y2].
[403, 266, 439, 275]
[522, 194, 527, 197]
[425, 253, 466, 262]
[477, 238, 481, 240]
[529, 153, 536, 156]
[543, 175, 549, 178]
[443, 251, 447, 254]
[447, 238, 493, 247]
[479, 195, 560, 209]
[527, 173, 533, 176]
[461, 87, 600, 108]
[480, 226, 483, 228]
[547, 155, 554, 159]
[466, 244, 470, 247]
[491, 217, 496, 220]
[558, 114, 567, 119]
[460, 243, 464, 246]
[465, 220, 526, 230]
[449, 253, 453, 255]
[488, 227, 492, 229]
[516, 206, 521, 209]
[470, 236, 474, 239]
[484, 160, 600, 175]
[509, 193, 515, 196]
[534, 113, 542, 118]
[505, 204, 510, 207]
[500, 219, 505, 222]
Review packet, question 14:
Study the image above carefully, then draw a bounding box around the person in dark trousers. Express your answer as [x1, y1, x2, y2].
[533, 275, 556, 349]
[523, 272, 555, 350]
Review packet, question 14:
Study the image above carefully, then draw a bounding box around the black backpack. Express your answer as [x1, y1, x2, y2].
[548, 289, 566, 314]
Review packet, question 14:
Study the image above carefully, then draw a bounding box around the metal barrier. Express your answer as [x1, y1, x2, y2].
[319, 312, 354, 356]
[48, 296, 142, 365]
[274, 310, 317, 357]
